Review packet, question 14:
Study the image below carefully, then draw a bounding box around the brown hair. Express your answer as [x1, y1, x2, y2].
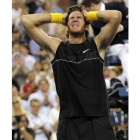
[65, 4, 90, 38]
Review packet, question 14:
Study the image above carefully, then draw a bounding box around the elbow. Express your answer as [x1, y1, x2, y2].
[113, 10, 122, 22]
[21, 15, 31, 27]
[21, 15, 27, 27]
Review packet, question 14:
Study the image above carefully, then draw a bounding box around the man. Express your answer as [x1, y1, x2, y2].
[20, 71, 38, 100]
[81, 0, 129, 84]
[28, 79, 57, 116]
[27, 99, 51, 140]
[20, 43, 36, 71]
[21, 4, 121, 140]
[12, 115, 35, 140]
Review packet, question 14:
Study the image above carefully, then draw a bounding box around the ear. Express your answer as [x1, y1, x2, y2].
[85, 24, 89, 31]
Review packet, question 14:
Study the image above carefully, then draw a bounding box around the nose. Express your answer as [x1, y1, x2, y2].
[72, 18, 78, 22]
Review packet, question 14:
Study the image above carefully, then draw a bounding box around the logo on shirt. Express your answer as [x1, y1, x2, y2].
[83, 49, 90, 53]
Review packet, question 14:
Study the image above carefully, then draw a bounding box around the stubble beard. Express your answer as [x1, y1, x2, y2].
[68, 26, 85, 38]
[70, 31, 85, 38]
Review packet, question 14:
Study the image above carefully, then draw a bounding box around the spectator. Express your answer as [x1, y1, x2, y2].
[41, 60, 51, 75]
[12, 52, 28, 87]
[12, 96, 28, 117]
[12, 0, 22, 28]
[13, 85, 29, 111]
[48, 95, 60, 140]
[41, 60, 57, 93]
[12, 85, 20, 97]
[33, 61, 45, 84]
[12, 41, 21, 54]
[12, 114, 35, 140]
[20, 71, 38, 100]
[12, 27, 21, 41]
[27, 99, 51, 140]
[50, 0, 64, 13]
[28, 79, 57, 116]
[29, 39, 49, 61]
[20, 43, 36, 71]
[39, 0, 57, 35]
[26, 0, 43, 14]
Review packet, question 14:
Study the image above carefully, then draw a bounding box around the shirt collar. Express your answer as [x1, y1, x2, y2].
[100, 2, 106, 11]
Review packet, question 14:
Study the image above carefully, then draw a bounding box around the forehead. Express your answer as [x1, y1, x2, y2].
[69, 11, 84, 18]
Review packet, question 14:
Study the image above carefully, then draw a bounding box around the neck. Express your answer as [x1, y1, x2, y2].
[69, 35, 86, 44]
[32, 113, 38, 117]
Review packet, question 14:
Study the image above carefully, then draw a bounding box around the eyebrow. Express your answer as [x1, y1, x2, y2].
[70, 16, 82, 19]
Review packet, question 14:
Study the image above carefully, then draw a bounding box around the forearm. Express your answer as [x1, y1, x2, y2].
[21, 14, 52, 28]
[51, 121, 58, 131]
[21, 66, 28, 75]
[97, 10, 122, 23]
[20, 129, 34, 140]
[12, 67, 20, 78]
[21, 92, 30, 100]
[42, 126, 50, 135]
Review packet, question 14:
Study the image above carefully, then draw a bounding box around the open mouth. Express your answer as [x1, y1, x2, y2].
[72, 25, 79, 28]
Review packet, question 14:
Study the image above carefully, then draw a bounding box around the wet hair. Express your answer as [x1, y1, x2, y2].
[81, 0, 100, 7]
[65, 4, 90, 38]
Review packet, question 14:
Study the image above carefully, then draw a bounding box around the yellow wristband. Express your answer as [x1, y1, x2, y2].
[50, 13, 62, 23]
[87, 11, 99, 21]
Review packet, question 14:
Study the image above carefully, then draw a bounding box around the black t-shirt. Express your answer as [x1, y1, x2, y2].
[12, 128, 35, 140]
[51, 38, 110, 119]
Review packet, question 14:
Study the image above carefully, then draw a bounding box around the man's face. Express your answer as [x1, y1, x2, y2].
[30, 101, 40, 115]
[20, 46, 29, 55]
[28, 72, 35, 82]
[12, 43, 20, 54]
[39, 81, 49, 92]
[67, 11, 86, 36]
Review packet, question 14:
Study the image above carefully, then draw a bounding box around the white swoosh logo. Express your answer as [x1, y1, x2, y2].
[83, 49, 90, 53]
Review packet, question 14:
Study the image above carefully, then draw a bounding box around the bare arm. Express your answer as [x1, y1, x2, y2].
[12, 66, 20, 78]
[20, 129, 34, 140]
[93, 10, 122, 59]
[18, 122, 34, 140]
[21, 14, 62, 57]
[41, 125, 51, 135]
[51, 121, 58, 131]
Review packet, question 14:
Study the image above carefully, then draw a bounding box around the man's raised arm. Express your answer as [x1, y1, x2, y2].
[84, 10, 122, 59]
[21, 13, 66, 56]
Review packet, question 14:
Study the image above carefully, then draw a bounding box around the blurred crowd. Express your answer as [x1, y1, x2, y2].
[12, 0, 128, 140]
